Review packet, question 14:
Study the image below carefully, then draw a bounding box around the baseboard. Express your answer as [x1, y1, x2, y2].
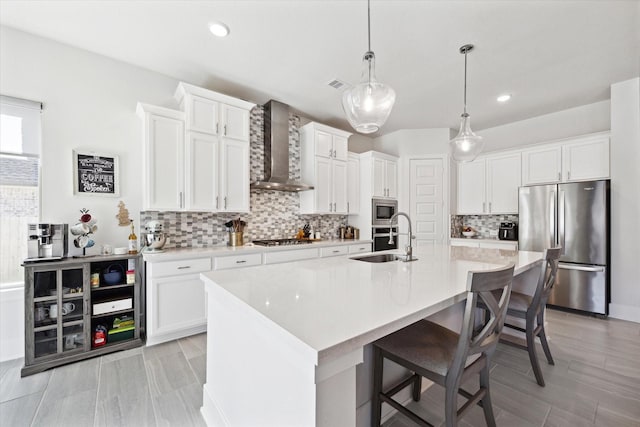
[201, 383, 228, 427]
[608, 303, 640, 323]
[145, 324, 207, 347]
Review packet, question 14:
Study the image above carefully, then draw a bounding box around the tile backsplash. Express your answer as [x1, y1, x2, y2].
[141, 105, 347, 248]
[450, 214, 519, 239]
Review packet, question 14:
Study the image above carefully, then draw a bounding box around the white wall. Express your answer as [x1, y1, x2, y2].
[479, 100, 611, 153]
[347, 133, 375, 154]
[609, 77, 640, 322]
[0, 26, 186, 360]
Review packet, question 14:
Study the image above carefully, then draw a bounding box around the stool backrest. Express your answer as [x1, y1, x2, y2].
[448, 263, 514, 385]
[530, 247, 561, 316]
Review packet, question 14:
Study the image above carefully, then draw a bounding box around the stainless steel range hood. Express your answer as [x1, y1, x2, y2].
[250, 100, 314, 192]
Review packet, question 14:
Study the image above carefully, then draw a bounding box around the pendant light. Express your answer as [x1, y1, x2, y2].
[450, 44, 484, 162]
[342, 0, 396, 134]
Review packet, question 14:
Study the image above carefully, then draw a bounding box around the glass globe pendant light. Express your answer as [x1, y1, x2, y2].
[450, 44, 484, 162]
[342, 0, 396, 134]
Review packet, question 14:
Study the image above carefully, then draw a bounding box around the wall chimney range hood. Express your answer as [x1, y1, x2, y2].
[250, 100, 314, 192]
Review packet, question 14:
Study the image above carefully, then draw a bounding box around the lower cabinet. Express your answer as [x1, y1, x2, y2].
[145, 257, 211, 346]
[22, 255, 142, 376]
[450, 239, 518, 250]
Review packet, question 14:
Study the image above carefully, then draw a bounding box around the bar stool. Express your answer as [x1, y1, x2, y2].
[497, 247, 561, 387]
[371, 263, 515, 427]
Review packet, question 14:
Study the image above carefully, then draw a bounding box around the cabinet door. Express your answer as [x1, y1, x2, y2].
[149, 274, 206, 339]
[457, 160, 486, 214]
[315, 157, 332, 213]
[385, 160, 398, 198]
[562, 136, 610, 181]
[222, 104, 250, 141]
[486, 154, 521, 214]
[522, 145, 562, 185]
[332, 160, 348, 214]
[315, 130, 333, 158]
[332, 135, 349, 161]
[347, 155, 360, 214]
[185, 132, 219, 211]
[187, 95, 218, 135]
[220, 140, 250, 212]
[372, 157, 386, 197]
[145, 114, 185, 210]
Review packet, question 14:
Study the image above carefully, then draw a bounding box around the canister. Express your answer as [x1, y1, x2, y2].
[228, 232, 244, 247]
[90, 272, 100, 288]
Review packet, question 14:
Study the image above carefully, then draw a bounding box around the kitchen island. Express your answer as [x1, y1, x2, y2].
[199, 244, 543, 427]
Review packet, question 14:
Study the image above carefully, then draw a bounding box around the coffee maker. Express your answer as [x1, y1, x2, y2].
[26, 224, 68, 262]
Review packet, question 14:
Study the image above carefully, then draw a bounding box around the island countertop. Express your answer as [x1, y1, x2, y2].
[200, 244, 543, 363]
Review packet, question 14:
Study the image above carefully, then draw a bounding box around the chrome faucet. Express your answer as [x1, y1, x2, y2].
[389, 212, 416, 262]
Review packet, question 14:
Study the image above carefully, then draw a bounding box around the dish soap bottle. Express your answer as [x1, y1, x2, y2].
[128, 220, 138, 254]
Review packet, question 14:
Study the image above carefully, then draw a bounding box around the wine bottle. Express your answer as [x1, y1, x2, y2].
[128, 220, 138, 254]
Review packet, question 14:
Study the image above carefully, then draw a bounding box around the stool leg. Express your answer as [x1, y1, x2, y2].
[479, 365, 496, 427]
[445, 380, 458, 427]
[372, 346, 383, 427]
[526, 318, 545, 387]
[537, 312, 555, 365]
[412, 374, 422, 401]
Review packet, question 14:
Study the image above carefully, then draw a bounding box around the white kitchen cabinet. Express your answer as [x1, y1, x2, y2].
[214, 253, 262, 270]
[175, 82, 251, 141]
[319, 246, 349, 257]
[300, 122, 352, 214]
[521, 132, 610, 185]
[220, 140, 250, 212]
[562, 135, 610, 182]
[450, 239, 517, 250]
[347, 152, 360, 215]
[145, 257, 212, 346]
[372, 155, 398, 198]
[457, 153, 520, 214]
[185, 132, 219, 211]
[348, 243, 371, 254]
[137, 103, 186, 211]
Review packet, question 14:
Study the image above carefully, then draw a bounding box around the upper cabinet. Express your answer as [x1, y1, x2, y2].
[299, 122, 352, 214]
[137, 83, 255, 212]
[370, 153, 398, 199]
[457, 152, 521, 214]
[522, 133, 610, 185]
[347, 152, 360, 215]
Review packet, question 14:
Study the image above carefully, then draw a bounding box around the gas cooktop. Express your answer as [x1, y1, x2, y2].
[252, 239, 313, 247]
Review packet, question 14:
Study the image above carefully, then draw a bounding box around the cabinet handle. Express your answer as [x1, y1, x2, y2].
[224, 196, 227, 209]
[216, 123, 219, 134]
[333, 202, 336, 212]
[332, 250, 340, 253]
[224, 124, 227, 136]
[177, 266, 191, 270]
[567, 171, 571, 180]
[488, 202, 492, 213]
[347, 202, 350, 213]
[179, 192, 183, 208]
[216, 196, 219, 209]
[329, 149, 333, 157]
[558, 172, 561, 181]
[329, 203, 332, 212]
[236, 260, 246, 264]
[482, 202, 486, 213]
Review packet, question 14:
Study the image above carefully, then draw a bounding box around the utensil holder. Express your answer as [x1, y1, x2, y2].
[228, 232, 244, 247]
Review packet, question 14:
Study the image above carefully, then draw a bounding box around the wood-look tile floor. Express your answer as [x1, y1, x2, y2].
[1, 309, 639, 426]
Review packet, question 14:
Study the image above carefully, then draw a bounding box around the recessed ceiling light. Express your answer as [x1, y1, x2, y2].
[497, 94, 512, 103]
[209, 22, 230, 37]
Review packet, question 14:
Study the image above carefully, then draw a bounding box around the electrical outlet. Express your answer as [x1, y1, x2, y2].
[489, 230, 498, 237]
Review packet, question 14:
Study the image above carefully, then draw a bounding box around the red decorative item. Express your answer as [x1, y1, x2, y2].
[93, 325, 107, 348]
[80, 208, 92, 223]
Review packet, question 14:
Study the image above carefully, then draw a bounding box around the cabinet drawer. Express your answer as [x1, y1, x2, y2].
[348, 243, 371, 254]
[263, 248, 319, 265]
[93, 298, 132, 316]
[214, 253, 262, 270]
[148, 257, 212, 278]
[320, 246, 349, 257]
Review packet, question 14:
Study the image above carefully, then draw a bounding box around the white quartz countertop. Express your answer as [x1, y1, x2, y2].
[141, 239, 372, 262]
[200, 244, 543, 362]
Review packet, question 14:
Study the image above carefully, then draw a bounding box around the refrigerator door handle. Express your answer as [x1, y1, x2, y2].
[550, 191, 556, 247]
[559, 190, 566, 254]
[558, 263, 605, 273]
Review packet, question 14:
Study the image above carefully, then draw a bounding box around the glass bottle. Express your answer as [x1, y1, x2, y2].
[128, 220, 138, 254]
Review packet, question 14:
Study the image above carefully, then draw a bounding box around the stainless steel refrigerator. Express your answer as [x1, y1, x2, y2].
[519, 180, 610, 315]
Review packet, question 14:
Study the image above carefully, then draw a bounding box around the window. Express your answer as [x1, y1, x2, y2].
[0, 95, 42, 288]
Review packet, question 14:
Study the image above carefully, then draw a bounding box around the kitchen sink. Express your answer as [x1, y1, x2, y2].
[351, 254, 400, 263]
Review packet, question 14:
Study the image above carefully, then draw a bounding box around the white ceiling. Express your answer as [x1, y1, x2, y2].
[1, 0, 639, 136]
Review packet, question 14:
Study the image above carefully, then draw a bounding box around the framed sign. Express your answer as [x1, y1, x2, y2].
[73, 150, 120, 196]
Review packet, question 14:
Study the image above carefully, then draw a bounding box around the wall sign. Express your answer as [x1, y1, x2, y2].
[73, 150, 120, 196]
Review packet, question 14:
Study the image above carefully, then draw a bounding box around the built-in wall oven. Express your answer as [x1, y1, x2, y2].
[372, 227, 398, 252]
[372, 198, 397, 226]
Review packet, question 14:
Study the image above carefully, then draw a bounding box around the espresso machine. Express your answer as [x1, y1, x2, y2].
[25, 223, 68, 262]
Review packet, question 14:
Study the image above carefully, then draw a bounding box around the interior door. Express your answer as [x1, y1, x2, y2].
[410, 158, 444, 248]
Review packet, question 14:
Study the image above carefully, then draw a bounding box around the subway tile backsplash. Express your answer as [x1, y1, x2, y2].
[450, 214, 519, 239]
[141, 105, 347, 248]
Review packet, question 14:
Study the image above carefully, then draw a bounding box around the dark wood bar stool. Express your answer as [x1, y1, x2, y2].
[371, 263, 515, 427]
[497, 247, 561, 387]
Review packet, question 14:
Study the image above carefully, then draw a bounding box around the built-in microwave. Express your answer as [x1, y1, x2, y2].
[372, 198, 398, 226]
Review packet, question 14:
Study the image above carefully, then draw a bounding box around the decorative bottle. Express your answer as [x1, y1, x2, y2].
[128, 220, 138, 254]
